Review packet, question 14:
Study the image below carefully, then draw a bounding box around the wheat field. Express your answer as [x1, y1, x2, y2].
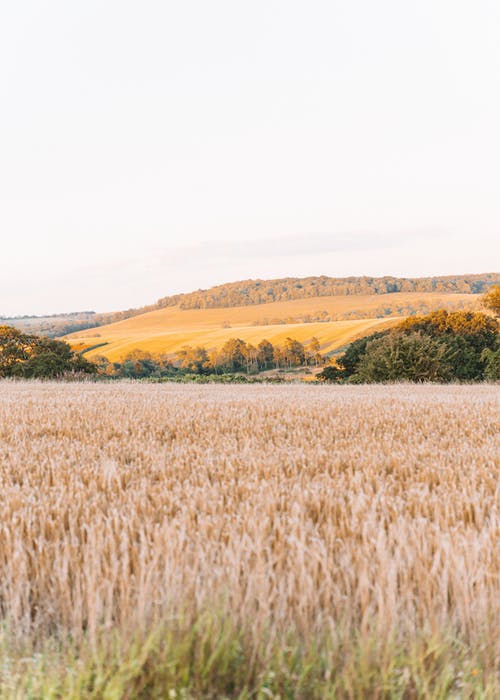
[65, 292, 479, 361]
[0, 381, 498, 698]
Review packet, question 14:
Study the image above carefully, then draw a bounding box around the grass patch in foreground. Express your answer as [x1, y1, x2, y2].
[1, 618, 497, 700]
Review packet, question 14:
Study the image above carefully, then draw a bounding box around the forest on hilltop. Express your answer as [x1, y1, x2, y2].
[3, 273, 498, 337]
[157, 273, 499, 310]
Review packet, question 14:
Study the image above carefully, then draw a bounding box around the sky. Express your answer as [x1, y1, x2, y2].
[1, 1, 499, 315]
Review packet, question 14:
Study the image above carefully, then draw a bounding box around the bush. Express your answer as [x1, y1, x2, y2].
[350, 332, 452, 383]
[317, 365, 345, 382]
[337, 310, 499, 383]
[481, 343, 500, 380]
[339, 331, 388, 376]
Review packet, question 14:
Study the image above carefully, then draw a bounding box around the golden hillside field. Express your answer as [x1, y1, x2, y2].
[65, 291, 479, 361]
[0, 382, 498, 698]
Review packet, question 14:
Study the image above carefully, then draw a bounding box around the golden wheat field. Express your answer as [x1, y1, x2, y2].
[65, 292, 479, 361]
[0, 381, 499, 698]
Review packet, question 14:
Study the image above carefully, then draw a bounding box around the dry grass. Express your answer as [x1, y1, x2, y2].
[0, 382, 498, 698]
[71, 317, 398, 362]
[64, 292, 479, 361]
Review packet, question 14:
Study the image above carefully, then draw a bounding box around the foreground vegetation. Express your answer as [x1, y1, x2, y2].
[0, 383, 498, 698]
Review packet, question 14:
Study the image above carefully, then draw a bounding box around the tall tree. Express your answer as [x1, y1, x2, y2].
[217, 338, 248, 372]
[308, 337, 322, 366]
[282, 337, 305, 368]
[257, 339, 274, 370]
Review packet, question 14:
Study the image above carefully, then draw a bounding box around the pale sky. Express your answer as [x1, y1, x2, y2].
[1, 1, 499, 315]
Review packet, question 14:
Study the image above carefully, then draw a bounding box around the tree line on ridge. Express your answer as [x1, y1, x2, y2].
[3, 273, 498, 338]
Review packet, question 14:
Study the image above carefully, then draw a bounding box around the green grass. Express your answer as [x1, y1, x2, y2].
[1, 614, 497, 699]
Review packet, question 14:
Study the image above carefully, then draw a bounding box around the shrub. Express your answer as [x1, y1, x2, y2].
[350, 331, 452, 383]
[317, 365, 345, 382]
[481, 342, 500, 380]
[338, 310, 499, 382]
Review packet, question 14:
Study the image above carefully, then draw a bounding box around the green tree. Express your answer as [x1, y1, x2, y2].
[481, 341, 500, 380]
[338, 310, 498, 382]
[398, 310, 498, 379]
[339, 330, 388, 377]
[0, 326, 96, 378]
[0, 325, 32, 374]
[351, 331, 452, 383]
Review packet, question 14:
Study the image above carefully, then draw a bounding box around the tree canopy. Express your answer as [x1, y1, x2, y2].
[156, 273, 499, 310]
[318, 310, 499, 383]
[0, 326, 97, 379]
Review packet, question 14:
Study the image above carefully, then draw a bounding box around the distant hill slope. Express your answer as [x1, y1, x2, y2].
[7, 273, 497, 337]
[0, 312, 99, 338]
[155, 273, 499, 310]
[65, 291, 482, 362]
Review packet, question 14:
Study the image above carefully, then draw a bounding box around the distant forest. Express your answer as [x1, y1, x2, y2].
[157, 273, 500, 310]
[2, 273, 498, 337]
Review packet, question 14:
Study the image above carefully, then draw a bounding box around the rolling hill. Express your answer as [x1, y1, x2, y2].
[65, 291, 481, 362]
[155, 272, 498, 309]
[9, 273, 494, 339]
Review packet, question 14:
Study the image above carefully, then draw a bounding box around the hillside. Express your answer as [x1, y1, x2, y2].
[66, 291, 481, 362]
[11, 273, 496, 337]
[0, 311, 99, 338]
[156, 272, 498, 310]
